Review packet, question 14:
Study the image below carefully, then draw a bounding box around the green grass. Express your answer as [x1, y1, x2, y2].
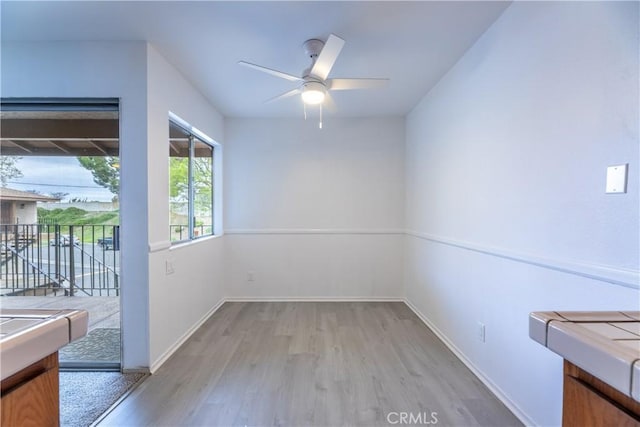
[38, 207, 119, 226]
[38, 207, 119, 243]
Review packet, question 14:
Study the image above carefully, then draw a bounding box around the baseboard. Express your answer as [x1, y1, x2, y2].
[224, 296, 405, 302]
[149, 298, 226, 373]
[403, 298, 536, 427]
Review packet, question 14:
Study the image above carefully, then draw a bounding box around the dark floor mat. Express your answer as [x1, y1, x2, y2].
[60, 371, 145, 427]
[60, 328, 120, 363]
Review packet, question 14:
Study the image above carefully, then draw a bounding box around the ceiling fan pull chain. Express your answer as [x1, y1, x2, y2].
[304, 102, 307, 120]
[319, 103, 323, 129]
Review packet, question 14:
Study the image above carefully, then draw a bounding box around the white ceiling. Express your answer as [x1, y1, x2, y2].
[1, 1, 510, 118]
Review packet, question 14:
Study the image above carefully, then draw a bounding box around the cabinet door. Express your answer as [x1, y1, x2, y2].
[1, 353, 59, 427]
[563, 376, 640, 427]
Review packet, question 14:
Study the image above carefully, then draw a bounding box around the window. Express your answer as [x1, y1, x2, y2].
[169, 119, 214, 243]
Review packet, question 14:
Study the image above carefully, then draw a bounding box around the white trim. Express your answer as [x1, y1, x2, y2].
[403, 299, 535, 427]
[148, 240, 171, 253]
[406, 230, 639, 290]
[168, 234, 223, 251]
[153, 234, 226, 253]
[223, 228, 638, 288]
[149, 298, 226, 373]
[225, 297, 404, 302]
[168, 111, 216, 146]
[224, 228, 405, 235]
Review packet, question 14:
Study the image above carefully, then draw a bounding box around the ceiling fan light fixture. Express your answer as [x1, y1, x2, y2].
[301, 81, 326, 105]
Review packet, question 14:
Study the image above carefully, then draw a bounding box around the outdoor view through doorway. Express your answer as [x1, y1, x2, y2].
[0, 99, 121, 369]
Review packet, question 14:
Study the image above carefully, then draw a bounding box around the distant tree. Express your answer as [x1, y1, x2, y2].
[192, 157, 213, 213]
[0, 156, 23, 187]
[169, 157, 189, 202]
[50, 192, 69, 201]
[78, 155, 210, 207]
[77, 157, 119, 195]
[169, 156, 212, 212]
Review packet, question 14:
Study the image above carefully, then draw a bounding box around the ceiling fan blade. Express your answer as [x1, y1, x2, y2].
[264, 88, 302, 104]
[238, 61, 303, 82]
[310, 34, 345, 80]
[327, 78, 390, 91]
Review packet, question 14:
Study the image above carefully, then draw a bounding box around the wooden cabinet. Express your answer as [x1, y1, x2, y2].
[563, 360, 640, 427]
[0, 352, 59, 427]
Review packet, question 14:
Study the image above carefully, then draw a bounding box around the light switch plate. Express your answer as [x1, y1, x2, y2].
[606, 164, 628, 194]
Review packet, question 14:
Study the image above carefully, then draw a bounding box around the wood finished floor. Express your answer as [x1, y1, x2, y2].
[100, 302, 521, 427]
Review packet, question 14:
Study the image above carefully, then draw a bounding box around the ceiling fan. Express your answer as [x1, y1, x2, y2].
[239, 34, 389, 127]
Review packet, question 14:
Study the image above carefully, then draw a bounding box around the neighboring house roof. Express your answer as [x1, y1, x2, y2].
[0, 187, 60, 202]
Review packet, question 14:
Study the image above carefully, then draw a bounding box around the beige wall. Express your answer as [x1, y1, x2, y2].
[0, 200, 37, 224]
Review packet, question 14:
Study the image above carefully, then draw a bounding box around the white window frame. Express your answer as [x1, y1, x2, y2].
[168, 112, 221, 243]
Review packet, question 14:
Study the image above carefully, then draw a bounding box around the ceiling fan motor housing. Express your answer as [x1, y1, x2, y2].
[303, 39, 325, 59]
[302, 39, 325, 78]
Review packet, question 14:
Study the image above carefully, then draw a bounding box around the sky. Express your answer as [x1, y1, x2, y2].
[7, 156, 115, 202]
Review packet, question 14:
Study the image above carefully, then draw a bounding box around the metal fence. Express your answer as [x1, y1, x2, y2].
[170, 224, 213, 242]
[0, 224, 120, 297]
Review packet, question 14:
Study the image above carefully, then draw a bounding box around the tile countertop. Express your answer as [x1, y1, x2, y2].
[530, 311, 640, 403]
[0, 309, 88, 381]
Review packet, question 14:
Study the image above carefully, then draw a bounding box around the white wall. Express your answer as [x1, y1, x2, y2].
[1, 42, 150, 370]
[224, 118, 405, 299]
[404, 2, 639, 425]
[146, 45, 225, 370]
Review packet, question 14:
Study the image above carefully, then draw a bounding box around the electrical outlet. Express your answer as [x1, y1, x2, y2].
[247, 271, 255, 282]
[477, 322, 486, 343]
[165, 260, 175, 275]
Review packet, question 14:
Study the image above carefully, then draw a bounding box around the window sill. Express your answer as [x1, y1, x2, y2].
[148, 234, 224, 253]
[169, 233, 224, 251]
